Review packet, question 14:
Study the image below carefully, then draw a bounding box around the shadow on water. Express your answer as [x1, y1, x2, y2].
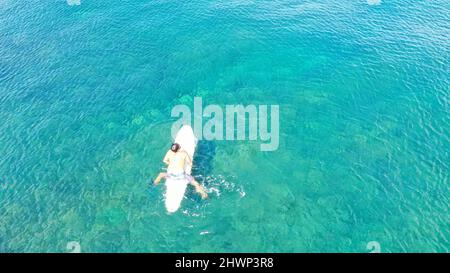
[192, 140, 216, 185]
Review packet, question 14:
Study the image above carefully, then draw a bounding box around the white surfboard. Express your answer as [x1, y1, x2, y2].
[164, 125, 197, 213]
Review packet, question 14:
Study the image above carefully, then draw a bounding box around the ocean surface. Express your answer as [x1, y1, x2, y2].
[0, 0, 448, 252]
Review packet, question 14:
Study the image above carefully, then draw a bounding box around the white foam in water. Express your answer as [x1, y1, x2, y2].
[197, 174, 243, 198]
[67, 0, 81, 6]
[238, 188, 246, 198]
[367, 0, 381, 5]
[208, 187, 221, 197]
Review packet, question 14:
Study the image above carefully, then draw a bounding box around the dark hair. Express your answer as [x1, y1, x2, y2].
[171, 143, 180, 153]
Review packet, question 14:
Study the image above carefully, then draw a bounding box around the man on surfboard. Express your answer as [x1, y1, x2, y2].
[154, 143, 208, 199]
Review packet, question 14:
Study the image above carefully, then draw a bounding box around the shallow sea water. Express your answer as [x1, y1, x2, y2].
[0, 0, 448, 252]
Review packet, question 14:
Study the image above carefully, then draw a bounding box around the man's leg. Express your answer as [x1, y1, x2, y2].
[189, 177, 208, 199]
[154, 172, 166, 185]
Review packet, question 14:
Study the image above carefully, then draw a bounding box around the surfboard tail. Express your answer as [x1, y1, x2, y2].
[165, 179, 189, 213]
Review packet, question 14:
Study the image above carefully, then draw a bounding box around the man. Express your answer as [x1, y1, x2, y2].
[154, 143, 208, 199]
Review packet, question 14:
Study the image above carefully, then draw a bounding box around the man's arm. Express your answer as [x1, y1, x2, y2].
[163, 150, 172, 165]
[184, 151, 193, 167]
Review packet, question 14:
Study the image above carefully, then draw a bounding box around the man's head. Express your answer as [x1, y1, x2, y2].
[171, 143, 181, 153]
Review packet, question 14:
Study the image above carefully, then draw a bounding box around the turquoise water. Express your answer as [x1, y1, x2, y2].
[0, 0, 448, 253]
